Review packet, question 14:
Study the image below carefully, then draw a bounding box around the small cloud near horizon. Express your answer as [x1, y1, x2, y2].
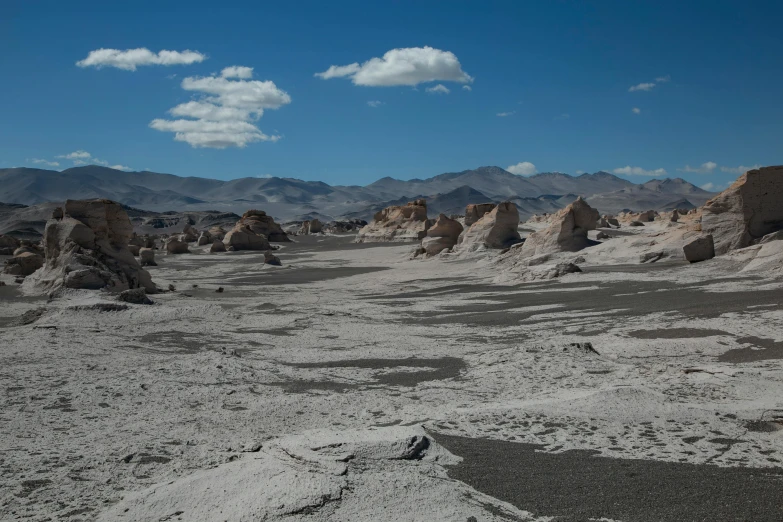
[679, 161, 717, 174]
[506, 161, 537, 176]
[613, 165, 667, 177]
[496, 111, 515, 117]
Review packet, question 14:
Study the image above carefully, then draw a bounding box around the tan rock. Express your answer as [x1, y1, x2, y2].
[464, 203, 496, 227]
[516, 197, 599, 258]
[233, 210, 289, 242]
[355, 200, 430, 243]
[3, 251, 43, 276]
[421, 214, 463, 255]
[208, 226, 227, 241]
[458, 202, 521, 250]
[701, 166, 783, 255]
[299, 219, 323, 235]
[682, 235, 715, 263]
[223, 226, 271, 251]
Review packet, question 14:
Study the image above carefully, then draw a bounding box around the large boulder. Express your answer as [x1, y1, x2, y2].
[299, 219, 323, 235]
[355, 200, 430, 243]
[516, 197, 600, 258]
[182, 224, 199, 242]
[701, 166, 783, 255]
[28, 199, 156, 293]
[233, 210, 290, 243]
[3, 251, 43, 276]
[421, 214, 463, 256]
[166, 237, 190, 254]
[264, 252, 282, 266]
[682, 235, 715, 263]
[139, 248, 157, 267]
[210, 240, 227, 253]
[0, 234, 20, 255]
[458, 202, 521, 250]
[197, 232, 212, 246]
[208, 226, 227, 241]
[464, 203, 496, 227]
[223, 225, 271, 251]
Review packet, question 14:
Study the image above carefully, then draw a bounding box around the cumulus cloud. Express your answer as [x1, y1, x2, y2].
[426, 84, 450, 94]
[462, 85, 472, 91]
[613, 165, 667, 177]
[506, 162, 537, 176]
[656, 75, 671, 83]
[628, 82, 656, 92]
[57, 150, 92, 160]
[150, 68, 290, 148]
[29, 158, 60, 167]
[632, 107, 641, 114]
[55, 150, 132, 170]
[367, 100, 384, 107]
[76, 48, 206, 71]
[315, 46, 473, 87]
[496, 111, 515, 117]
[679, 161, 717, 174]
[720, 164, 762, 174]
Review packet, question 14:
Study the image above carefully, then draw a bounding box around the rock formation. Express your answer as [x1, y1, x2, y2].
[210, 240, 227, 253]
[223, 225, 271, 251]
[458, 202, 521, 250]
[208, 226, 227, 241]
[355, 200, 430, 243]
[516, 197, 600, 258]
[264, 252, 282, 266]
[28, 199, 156, 293]
[197, 232, 212, 246]
[421, 214, 464, 256]
[3, 251, 43, 276]
[181, 224, 199, 242]
[230, 210, 289, 243]
[323, 220, 367, 234]
[139, 248, 157, 266]
[464, 203, 496, 227]
[0, 234, 20, 255]
[165, 237, 190, 254]
[682, 235, 715, 263]
[701, 166, 783, 255]
[299, 219, 323, 235]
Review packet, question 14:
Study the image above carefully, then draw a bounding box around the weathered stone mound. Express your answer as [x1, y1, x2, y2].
[223, 225, 271, 251]
[323, 219, 367, 234]
[298, 219, 323, 235]
[517, 197, 600, 258]
[464, 203, 496, 227]
[682, 234, 715, 263]
[458, 202, 521, 250]
[421, 214, 464, 255]
[165, 237, 190, 254]
[29, 199, 156, 293]
[3, 251, 43, 276]
[232, 210, 290, 243]
[701, 166, 783, 255]
[355, 200, 430, 243]
[0, 234, 21, 255]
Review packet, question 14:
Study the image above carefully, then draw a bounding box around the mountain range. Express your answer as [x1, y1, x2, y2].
[0, 165, 715, 222]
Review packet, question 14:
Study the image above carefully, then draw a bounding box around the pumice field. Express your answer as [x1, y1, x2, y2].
[1, 167, 782, 522]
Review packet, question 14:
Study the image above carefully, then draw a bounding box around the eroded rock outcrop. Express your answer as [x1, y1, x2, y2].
[421, 214, 463, 256]
[231, 210, 289, 243]
[223, 225, 271, 251]
[458, 202, 521, 250]
[355, 200, 429, 243]
[516, 197, 600, 258]
[210, 240, 227, 253]
[28, 199, 156, 293]
[464, 203, 496, 227]
[298, 219, 323, 235]
[701, 166, 783, 255]
[0, 234, 20, 255]
[139, 248, 157, 267]
[3, 251, 43, 276]
[682, 234, 715, 263]
[165, 237, 190, 255]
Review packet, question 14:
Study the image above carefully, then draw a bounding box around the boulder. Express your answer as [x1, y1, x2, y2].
[3, 251, 43, 276]
[607, 217, 620, 227]
[232, 210, 289, 243]
[28, 199, 156, 293]
[118, 288, 153, 305]
[208, 226, 227, 241]
[139, 248, 157, 267]
[355, 200, 430, 243]
[701, 166, 783, 255]
[596, 231, 611, 240]
[464, 203, 496, 227]
[299, 219, 323, 235]
[197, 232, 212, 246]
[223, 225, 271, 251]
[516, 197, 599, 258]
[670, 210, 680, 223]
[210, 240, 227, 253]
[264, 252, 282, 266]
[458, 202, 521, 250]
[682, 234, 715, 263]
[0, 234, 20, 252]
[127, 244, 141, 256]
[166, 237, 190, 254]
[629, 221, 644, 227]
[421, 214, 464, 255]
[182, 224, 199, 242]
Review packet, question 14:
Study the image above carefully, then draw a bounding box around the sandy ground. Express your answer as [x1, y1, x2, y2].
[1, 233, 782, 521]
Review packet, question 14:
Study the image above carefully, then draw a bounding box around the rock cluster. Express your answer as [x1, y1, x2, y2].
[298, 219, 323, 235]
[421, 214, 463, 255]
[29, 199, 156, 293]
[355, 200, 430, 243]
[701, 166, 783, 255]
[516, 197, 600, 258]
[222, 210, 288, 251]
[458, 202, 521, 250]
[323, 219, 367, 234]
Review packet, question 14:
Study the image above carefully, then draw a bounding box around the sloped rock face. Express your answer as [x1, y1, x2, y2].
[234, 210, 289, 243]
[464, 203, 496, 227]
[421, 214, 463, 255]
[701, 166, 783, 255]
[517, 197, 600, 258]
[30, 199, 156, 293]
[458, 202, 521, 250]
[682, 235, 715, 263]
[355, 200, 430, 243]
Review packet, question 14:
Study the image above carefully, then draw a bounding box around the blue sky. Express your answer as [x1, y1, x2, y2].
[1, 0, 781, 189]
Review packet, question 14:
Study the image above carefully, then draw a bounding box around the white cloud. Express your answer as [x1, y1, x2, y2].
[678, 161, 717, 174]
[220, 66, 254, 79]
[628, 82, 656, 92]
[367, 100, 384, 107]
[29, 158, 60, 167]
[576, 170, 585, 174]
[506, 162, 537, 176]
[426, 84, 450, 94]
[110, 164, 133, 171]
[656, 75, 671, 83]
[462, 85, 472, 91]
[55, 150, 132, 170]
[613, 165, 667, 177]
[76, 48, 206, 71]
[496, 111, 515, 117]
[315, 46, 473, 87]
[632, 107, 641, 114]
[151, 70, 291, 148]
[57, 150, 92, 160]
[720, 164, 762, 174]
